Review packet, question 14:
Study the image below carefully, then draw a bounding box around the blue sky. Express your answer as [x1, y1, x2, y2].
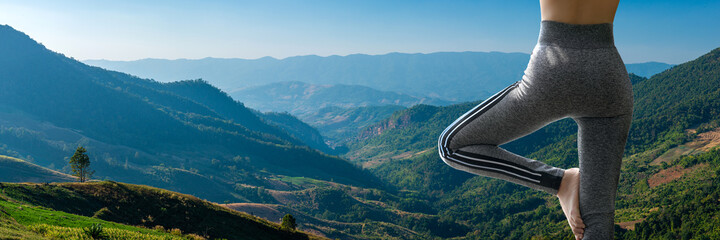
[0, 0, 718, 64]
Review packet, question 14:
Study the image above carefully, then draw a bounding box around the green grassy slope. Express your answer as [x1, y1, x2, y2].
[0, 181, 323, 240]
[0, 209, 46, 240]
[0, 198, 197, 240]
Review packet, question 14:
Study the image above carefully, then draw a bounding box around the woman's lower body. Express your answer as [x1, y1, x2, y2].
[438, 21, 633, 239]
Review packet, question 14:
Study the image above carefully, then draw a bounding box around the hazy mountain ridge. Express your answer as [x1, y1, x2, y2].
[85, 53, 674, 104]
[625, 62, 676, 78]
[84, 52, 531, 102]
[230, 81, 452, 115]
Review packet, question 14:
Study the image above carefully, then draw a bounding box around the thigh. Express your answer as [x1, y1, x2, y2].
[444, 81, 565, 149]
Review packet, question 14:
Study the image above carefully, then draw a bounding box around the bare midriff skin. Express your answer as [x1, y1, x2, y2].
[540, 0, 620, 24]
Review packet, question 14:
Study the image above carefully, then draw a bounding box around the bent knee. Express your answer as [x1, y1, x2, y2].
[437, 139, 455, 166]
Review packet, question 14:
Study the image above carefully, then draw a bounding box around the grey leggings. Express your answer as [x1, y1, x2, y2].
[438, 21, 633, 239]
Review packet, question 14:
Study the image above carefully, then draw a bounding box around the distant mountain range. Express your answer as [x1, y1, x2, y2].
[85, 53, 674, 103]
[84, 52, 530, 102]
[625, 61, 676, 78]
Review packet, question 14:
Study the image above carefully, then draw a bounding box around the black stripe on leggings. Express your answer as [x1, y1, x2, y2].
[449, 151, 542, 183]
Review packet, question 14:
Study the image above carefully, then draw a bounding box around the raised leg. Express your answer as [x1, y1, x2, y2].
[438, 81, 567, 195]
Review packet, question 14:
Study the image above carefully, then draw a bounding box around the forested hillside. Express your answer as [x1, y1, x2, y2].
[252, 110, 337, 154]
[299, 105, 406, 149]
[0, 24, 382, 203]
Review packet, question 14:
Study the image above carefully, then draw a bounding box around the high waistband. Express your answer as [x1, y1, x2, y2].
[538, 20, 615, 49]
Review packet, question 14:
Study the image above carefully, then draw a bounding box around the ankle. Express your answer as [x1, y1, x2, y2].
[557, 168, 579, 197]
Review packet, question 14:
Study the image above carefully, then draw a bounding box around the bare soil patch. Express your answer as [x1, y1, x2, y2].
[617, 219, 644, 231]
[697, 128, 720, 151]
[647, 163, 708, 188]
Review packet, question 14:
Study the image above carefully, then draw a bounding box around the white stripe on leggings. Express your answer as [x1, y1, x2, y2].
[454, 152, 542, 177]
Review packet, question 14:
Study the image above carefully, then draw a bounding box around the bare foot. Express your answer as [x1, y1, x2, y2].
[557, 168, 585, 240]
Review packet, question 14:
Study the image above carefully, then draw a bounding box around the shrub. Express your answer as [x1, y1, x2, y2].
[170, 228, 182, 236]
[281, 214, 297, 231]
[83, 223, 106, 239]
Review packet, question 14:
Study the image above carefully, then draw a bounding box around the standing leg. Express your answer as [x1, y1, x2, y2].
[573, 114, 632, 239]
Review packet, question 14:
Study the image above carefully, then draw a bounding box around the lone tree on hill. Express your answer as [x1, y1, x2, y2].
[281, 214, 297, 231]
[69, 146, 94, 182]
